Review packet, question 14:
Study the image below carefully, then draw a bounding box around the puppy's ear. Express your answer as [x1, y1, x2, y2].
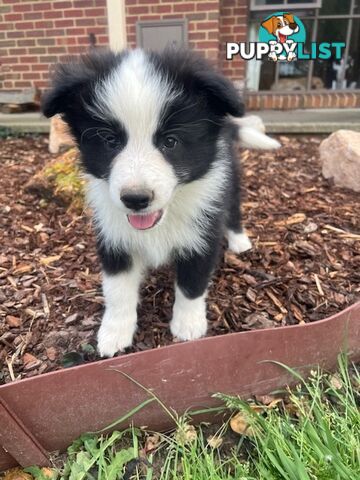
[284, 13, 295, 24]
[41, 50, 118, 118]
[261, 16, 276, 34]
[195, 70, 244, 117]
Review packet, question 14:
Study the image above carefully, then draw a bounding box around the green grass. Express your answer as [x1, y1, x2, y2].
[27, 356, 359, 480]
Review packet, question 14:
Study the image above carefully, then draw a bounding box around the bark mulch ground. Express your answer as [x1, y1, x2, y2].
[0, 134, 359, 384]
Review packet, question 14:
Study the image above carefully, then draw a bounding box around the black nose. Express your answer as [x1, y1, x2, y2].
[120, 189, 153, 211]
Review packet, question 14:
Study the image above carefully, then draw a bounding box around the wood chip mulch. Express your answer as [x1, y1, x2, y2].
[0, 134, 359, 384]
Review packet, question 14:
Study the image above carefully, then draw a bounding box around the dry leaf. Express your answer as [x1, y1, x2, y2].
[3, 468, 32, 480]
[207, 434, 223, 449]
[230, 412, 255, 436]
[40, 255, 61, 265]
[175, 424, 197, 444]
[145, 434, 161, 452]
[6, 315, 22, 328]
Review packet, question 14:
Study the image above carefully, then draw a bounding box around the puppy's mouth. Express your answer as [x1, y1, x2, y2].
[127, 210, 163, 230]
[278, 32, 287, 43]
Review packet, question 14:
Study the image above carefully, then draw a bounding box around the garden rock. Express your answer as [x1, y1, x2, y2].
[320, 130, 360, 192]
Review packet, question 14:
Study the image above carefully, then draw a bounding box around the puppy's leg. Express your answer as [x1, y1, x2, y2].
[97, 246, 143, 357]
[171, 244, 219, 341]
[226, 162, 252, 254]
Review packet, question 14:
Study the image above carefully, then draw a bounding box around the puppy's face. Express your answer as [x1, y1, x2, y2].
[42, 50, 244, 230]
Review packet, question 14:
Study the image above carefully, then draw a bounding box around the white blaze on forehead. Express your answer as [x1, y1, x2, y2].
[95, 49, 178, 139]
[276, 16, 285, 27]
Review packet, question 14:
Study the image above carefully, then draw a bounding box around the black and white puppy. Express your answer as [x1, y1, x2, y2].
[42, 48, 278, 357]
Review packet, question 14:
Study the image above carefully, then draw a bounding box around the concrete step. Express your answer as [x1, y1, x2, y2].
[0, 109, 359, 135]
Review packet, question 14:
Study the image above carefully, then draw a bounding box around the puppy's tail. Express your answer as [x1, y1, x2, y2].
[238, 126, 281, 150]
[230, 115, 281, 150]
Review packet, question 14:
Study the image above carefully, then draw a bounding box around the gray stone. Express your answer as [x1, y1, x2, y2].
[320, 129, 360, 192]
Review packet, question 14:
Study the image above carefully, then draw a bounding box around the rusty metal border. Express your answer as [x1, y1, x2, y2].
[0, 301, 359, 470]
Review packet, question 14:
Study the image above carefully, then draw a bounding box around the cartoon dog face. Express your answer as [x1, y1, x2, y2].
[261, 13, 299, 43]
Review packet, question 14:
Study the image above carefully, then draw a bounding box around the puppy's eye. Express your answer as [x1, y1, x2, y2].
[162, 136, 178, 150]
[96, 130, 122, 150]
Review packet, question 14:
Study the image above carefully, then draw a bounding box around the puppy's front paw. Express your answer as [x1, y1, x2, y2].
[170, 310, 207, 341]
[227, 231, 252, 254]
[97, 312, 136, 357]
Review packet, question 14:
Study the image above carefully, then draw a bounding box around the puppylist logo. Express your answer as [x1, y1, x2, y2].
[227, 12, 345, 62]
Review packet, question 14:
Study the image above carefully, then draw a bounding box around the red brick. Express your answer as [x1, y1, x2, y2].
[25, 30, 45, 37]
[74, 0, 96, 6]
[37, 38, 55, 45]
[23, 72, 41, 80]
[31, 63, 49, 71]
[53, 1, 72, 8]
[16, 38, 35, 47]
[0, 22, 13, 30]
[173, 3, 195, 12]
[152, 5, 172, 13]
[138, 14, 161, 20]
[14, 21, 36, 29]
[56, 36, 76, 45]
[127, 6, 149, 15]
[47, 46, 67, 54]
[1, 56, 19, 63]
[12, 64, 30, 71]
[9, 47, 27, 55]
[28, 47, 47, 54]
[7, 31, 25, 38]
[195, 41, 219, 49]
[85, 26, 107, 34]
[55, 19, 74, 27]
[13, 4, 32, 13]
[189, 32, 207, 40]
[14, 81, 32, 88]
[64, 9, 84, 17]
[23, 12, 43, 20]
[197, 2, 218, 11]
[43, 11, 63, 19]
[20, 55, 38, 63]
[83, 7, 105, 16]
[75, 18, 95, 26]
[4, 13, 23, 21]
[33, 2, 52, 11]
[46, 28, 66, 36]
[66, 27, 85, 35]
[35, 20, 54, 28]
[196, 21, 218, 30]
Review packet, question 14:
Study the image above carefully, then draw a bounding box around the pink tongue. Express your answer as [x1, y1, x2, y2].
[128, 211, 160, 230]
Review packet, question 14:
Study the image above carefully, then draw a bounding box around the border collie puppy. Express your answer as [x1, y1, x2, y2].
[42, 49, 278, 357]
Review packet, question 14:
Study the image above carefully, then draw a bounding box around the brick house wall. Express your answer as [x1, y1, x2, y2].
[0, 0, 108, 91]
[125, 0, 221, 63]
[219, 0, 248, 84]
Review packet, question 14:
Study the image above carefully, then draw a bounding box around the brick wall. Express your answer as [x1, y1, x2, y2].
[219, 0, 248, 84]
[246, 91, 360, 110]
[125, 0, 221, 63]
[0, 0, 108, 91]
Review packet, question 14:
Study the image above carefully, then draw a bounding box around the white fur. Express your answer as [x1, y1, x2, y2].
[170, 286, 207, 341]
[97, 260, 144, 357]
[227, 230, 252, 253]
[238, 126, 280, 150]
[86, 139, 230, 269]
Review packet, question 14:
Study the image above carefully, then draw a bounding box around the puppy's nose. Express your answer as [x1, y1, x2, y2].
[120, 188, 154, 211]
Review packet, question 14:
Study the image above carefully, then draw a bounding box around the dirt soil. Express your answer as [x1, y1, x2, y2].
[0, 134, 359, 383]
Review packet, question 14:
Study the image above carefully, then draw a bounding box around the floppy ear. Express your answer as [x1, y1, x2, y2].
[261, 16, 277, 35]
[41, 50, 118, 118]
[194, 70, 244, 118]
[284, 13, 295, 24]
